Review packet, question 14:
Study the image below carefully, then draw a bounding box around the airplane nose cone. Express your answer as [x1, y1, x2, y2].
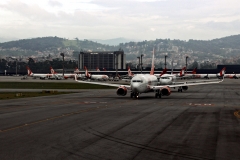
[131, 83, 140, 92]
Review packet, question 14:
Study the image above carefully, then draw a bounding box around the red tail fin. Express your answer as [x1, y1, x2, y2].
[192, 67, 197, 74]
[180, 67, 186, 76]
[84, 66, 91, 78]
[160, 68, 167, 77]
[74, 67, 80, 73]
[26, 66, 32, 76]
[50, 67, 57, 74]
[219, 67, 226, 77]
[128, 66, 134, 77]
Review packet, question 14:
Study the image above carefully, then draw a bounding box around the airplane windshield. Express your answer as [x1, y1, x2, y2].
[132, 80, 143, 83]
[161, 77, 170, 79]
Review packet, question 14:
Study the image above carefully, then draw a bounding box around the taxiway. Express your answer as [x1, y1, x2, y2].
[0, 79, 240, 160]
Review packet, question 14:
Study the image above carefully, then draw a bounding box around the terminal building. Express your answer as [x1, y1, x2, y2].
[77, 50, 126, 70]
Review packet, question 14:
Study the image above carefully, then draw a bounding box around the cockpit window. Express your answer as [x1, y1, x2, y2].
[132, 80, 143, 83]
[161, 77, 170, 79]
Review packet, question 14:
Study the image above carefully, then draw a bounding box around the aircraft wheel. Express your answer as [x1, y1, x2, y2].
[155, 93, 158, 98]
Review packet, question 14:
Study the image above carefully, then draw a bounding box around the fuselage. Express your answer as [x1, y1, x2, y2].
[130, 74, 158, 93]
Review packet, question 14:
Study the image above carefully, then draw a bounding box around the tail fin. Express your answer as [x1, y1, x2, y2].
[192, 67, 197, 74]
[128, 66, 134, 77]
[84, 66, 91, 78]
[74, 67, 80, 73]
[96, 67, 100, 71]
[50, 67, 57, 74]
[150, 48, 155, 75]
[179, 67, 186, 77]
[26, 66, 33, 76]
[219, 67, 226, 77]
[160, 68, 167, 77]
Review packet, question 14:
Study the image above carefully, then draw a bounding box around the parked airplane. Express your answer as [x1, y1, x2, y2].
[26, 66, 53, 79]
[75, 49, 224, 98]
[193, 67, 226, 79]
[50, 67, 76, 79]
[157, 67, 186, 79]
[180, 67, 197, 79]
[85, 66, 109, 81]
[96, 67, 107, 71]
[224, 73, 239, 79]
[74, 67, 86, 80]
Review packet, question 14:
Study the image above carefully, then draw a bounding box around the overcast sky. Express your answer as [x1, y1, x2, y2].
[1, 0, 240, 42]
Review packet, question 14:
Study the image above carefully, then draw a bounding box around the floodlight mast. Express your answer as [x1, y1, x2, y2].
[60, 53, 65, 76]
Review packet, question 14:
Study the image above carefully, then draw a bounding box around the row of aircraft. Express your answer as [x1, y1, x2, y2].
[26, 66, 109, 81]
[74, 49, 225, 98]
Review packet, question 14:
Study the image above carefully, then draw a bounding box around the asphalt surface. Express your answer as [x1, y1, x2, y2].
[0, 78, 240, 160]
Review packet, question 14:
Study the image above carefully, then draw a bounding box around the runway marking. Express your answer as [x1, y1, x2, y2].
[0, 99, 132, 133]
[84, 101, 107, 104]
[188, 103, 214, 106]
[0, 105, 109, 133]
[234, 110, 240, 119]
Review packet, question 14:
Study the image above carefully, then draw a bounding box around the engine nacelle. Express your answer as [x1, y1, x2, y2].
[182, 86, 188, 91]
[116, 86, 127, 96]
[161, 87, 171, 96]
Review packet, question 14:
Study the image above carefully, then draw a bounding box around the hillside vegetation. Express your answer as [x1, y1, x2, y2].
[0, 35, 240, 61]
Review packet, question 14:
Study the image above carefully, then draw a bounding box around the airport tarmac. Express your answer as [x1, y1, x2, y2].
[0, 79, 240, 160]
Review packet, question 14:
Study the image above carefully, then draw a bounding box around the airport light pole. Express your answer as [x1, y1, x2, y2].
[137, 56, 140, 71]
[164, 55, 167, 69]
[140, 54, 144, 73]
[60, 53, 65, 76]
[186, 56, 189, 73]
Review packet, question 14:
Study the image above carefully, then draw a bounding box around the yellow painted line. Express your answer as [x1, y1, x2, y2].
[234, 110, 240, 119]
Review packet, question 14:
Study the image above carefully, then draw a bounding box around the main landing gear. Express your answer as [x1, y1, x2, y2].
[178, 87, 183, 92]
[155, 90, 161, 98]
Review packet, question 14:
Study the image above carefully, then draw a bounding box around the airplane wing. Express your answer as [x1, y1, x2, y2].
[75, 75, 131, 89]
[173, 79, 222, 84]
[150, 78, 224, 90]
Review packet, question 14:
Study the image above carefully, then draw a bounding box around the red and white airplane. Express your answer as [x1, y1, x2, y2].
[224, 73, 239, 79]
[50, 67, 77, 79]
[85, 66, 109, 81]
[75, 49, 224, 98]
[192, 67, 226, 79]
[26, 66, 53, 80]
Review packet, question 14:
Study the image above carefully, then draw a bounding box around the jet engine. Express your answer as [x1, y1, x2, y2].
[116, 86, 127, 96]
[161, 87, 171, 96]
[182, 86, 188, 91]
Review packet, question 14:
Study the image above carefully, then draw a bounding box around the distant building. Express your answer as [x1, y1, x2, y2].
[77, 50, 126, 70]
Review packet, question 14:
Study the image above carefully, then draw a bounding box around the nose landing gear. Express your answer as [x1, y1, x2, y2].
[130, 92, 139, 99]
